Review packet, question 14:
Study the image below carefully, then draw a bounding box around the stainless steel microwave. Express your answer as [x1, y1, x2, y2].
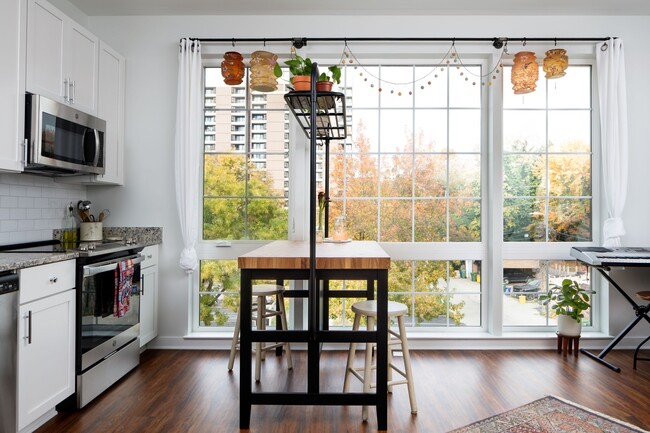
[24, 93, 106, 176]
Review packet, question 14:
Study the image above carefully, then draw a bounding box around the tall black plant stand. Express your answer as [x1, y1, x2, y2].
[237, 65, 389, 431]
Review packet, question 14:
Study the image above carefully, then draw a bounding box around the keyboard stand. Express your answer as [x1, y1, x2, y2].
[580, 265, 650, 372]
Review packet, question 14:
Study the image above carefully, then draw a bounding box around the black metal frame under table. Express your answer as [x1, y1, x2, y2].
[578, 263, 650, 372]
[238, 241, 389, 430]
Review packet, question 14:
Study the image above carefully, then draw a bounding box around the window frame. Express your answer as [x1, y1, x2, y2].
[191, 46, 601, 337]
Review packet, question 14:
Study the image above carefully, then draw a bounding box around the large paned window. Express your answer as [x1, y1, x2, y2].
[202, 68, 289, 241]
[502, 64, 595, 328]
[326, 64, 484, 328]
[194, 49, 599, 335]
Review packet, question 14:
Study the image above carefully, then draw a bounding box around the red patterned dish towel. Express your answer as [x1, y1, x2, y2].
[114, 259, 134, 318]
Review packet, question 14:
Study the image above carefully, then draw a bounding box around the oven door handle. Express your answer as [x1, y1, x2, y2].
[83, 254, 145, 276]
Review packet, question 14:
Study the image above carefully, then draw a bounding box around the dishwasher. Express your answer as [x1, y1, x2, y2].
[0, 270, 19, 433]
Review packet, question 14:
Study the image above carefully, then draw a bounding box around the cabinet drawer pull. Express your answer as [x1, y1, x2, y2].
[25, 311, 32, 344]
[50, 276, 58, 283]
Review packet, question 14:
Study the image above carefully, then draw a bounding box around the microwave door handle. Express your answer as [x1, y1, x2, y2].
[93, 129, 100, 167]
[83, 255, 145, 276]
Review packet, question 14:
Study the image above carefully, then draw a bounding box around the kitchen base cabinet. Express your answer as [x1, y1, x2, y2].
[17, 288, 75, 431]
[140, 245, 159, 347]
[17, 260, 76, 432]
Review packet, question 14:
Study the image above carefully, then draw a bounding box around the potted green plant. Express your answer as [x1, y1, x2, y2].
[283, 54, 313, 91]
[539, 278, 594, 336]
[280, 55, 341, 92]
[316, 65, 342, 92]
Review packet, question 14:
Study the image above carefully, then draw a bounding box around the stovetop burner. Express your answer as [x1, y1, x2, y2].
[0, 239, 145, 257]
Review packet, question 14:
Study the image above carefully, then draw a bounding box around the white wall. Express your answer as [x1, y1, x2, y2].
[83, 13, 650, 347]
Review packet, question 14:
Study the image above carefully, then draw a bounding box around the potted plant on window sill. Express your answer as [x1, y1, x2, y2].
[539, 278, 594, 336]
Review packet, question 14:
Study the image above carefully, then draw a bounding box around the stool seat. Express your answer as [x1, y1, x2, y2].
[344, 300, 417, 421]
[351, 300, 408, 317]
[252, 284, 284, 297]
[227, 284, 292, 382]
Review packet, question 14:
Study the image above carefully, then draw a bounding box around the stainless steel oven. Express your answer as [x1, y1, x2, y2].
[72, 250, 144, 408]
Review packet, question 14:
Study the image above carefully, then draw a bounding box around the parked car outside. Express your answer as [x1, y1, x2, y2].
[503, 270, 534, 285]
[511, 279, 542, 300]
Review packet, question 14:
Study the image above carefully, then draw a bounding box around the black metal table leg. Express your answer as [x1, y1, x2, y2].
[376, 269, 388, 431]
[240, 269, 253, 429]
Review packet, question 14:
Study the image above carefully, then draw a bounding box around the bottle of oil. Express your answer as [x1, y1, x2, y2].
[63, 202, 77, 248]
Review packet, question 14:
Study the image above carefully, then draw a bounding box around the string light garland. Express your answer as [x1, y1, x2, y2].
[338, 42, 507, 96]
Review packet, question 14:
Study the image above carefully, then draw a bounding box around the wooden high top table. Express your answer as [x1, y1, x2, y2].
[238, 240, 391, 430]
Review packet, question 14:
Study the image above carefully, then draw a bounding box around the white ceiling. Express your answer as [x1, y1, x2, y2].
[66, 0, 650, 16]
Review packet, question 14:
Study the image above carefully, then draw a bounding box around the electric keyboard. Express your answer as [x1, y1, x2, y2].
[570, 246, 650, 266]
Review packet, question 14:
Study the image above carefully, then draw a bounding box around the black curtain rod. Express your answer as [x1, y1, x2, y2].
[187, 36, 614, 49]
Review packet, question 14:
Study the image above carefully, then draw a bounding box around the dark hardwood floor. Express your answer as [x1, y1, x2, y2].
[37, 349, 650, 433]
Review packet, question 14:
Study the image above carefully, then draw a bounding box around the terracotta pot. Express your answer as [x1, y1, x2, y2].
[292, 75, 311, 91]
[557, 314, 582, 337]
[316, 81, 333, 92]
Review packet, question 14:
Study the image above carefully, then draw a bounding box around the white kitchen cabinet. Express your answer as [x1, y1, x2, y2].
[26, 0, 98, 115]
[95, 41, 125, 185]
[17, 260, 76, 431]
[0, 0, 26, 172]
[56, 41, 126, 186]
[140, 245, 159, 347]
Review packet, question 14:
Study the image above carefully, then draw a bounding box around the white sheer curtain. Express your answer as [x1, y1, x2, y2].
[596, 38, 628, 247]
[174, 38, 202, 273]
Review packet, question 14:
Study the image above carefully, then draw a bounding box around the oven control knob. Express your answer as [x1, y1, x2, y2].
[79, 244, 88, 251]
[88, 243, 96, 250]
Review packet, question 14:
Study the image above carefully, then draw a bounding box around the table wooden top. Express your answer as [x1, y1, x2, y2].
[238, 240, 390, 270]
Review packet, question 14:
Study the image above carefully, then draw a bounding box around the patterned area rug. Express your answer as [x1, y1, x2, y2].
[450, 396, 649, 433]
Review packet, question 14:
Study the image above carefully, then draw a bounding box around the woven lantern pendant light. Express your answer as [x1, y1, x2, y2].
[221, 51, 245, 85]
[543, 48, 569, 79]
[250, 50, 279, 92]
[511, 51, 539, 94]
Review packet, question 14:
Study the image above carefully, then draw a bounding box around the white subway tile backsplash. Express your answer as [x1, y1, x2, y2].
[26, 186, 42, 197]
[9, 184, 26, 197]
[18, 197, 35, 208]
[10, 208, 27, 220]
[1, 196, 18, 208]
[18, 219, 34, 231]
[0, 173, 86, 243]
[1, 220, 18, 232]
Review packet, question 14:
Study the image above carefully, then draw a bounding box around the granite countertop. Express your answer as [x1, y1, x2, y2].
[0, 251, 79, 272]
[0, 227, 162, 272]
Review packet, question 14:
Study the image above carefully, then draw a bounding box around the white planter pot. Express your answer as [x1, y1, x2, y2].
[557, 314, 582, 336]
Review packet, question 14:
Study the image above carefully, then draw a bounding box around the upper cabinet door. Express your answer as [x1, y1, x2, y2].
[65, 22, 99, 114]
[26, 0, 98, 115]
[0, 0, 26, 172]
[26, 0, 65, 104]
[96, 41, 125, 185]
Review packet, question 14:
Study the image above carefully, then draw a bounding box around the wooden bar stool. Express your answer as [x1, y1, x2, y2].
[633, 291, 650, 369]
[343, 300, 417, 421]
[227, 284, 292, 382]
